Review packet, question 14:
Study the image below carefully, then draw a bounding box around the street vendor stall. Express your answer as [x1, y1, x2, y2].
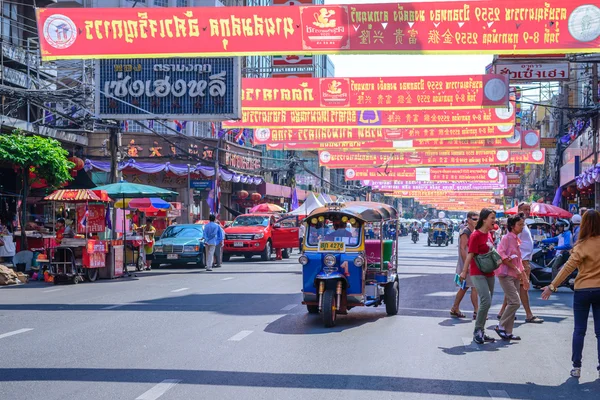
[44, 189, 112, 284]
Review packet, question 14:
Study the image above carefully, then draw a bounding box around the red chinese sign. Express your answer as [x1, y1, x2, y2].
[344, 167, 501, 182]
[37, 1, 600, 61]
[76, 204, 106, 234]
[242, 75, 509, 109]
[254, 125, 515, 144]
[494, 62, 570, 81]
[320, 149, 545, 167]
[224, 106, 515, 128]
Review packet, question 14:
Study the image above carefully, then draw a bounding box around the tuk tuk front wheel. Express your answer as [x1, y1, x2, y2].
[306, 305, 319, 314]
[322, 289, 337, 327]
[385, 280, 399, 316]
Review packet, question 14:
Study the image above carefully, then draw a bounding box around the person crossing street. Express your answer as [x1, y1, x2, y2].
[203, 215, 220, 272]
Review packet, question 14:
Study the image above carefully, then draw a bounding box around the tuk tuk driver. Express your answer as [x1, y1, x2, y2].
[324, 217, 353, 241]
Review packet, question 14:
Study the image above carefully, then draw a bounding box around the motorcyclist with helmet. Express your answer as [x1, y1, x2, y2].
[542, 220, 573, 279]
[572, 214, 582, 243]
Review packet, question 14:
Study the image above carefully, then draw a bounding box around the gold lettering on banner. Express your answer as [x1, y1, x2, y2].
[350, 8, 389, 23]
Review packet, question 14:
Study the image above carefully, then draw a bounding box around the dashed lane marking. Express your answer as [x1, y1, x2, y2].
[221, 277, 235, 281]
[228, 330, 253, 341]
[281, 304, 297, 311]
[135, 379, 181, 400]
[101, 304, 126, 310]
[0, 328, 33, 340]
[43, 288, 63, 293]
[170, 288, 189, 293]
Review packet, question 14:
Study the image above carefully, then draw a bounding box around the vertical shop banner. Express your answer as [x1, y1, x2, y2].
[224, 105, 515, 128]
[37, 1, 600, 60]
[241, 75, 509, 109]
[319, 149, 544, 167]
[254, 125, 515, 144]
[344, 167, 501, 182]
[95, 57, 241, 121]
[76, 204, 106, 233]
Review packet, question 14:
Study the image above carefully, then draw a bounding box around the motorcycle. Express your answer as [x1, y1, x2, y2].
[529, 244, 576, 291]
[411, 230, 419, 244]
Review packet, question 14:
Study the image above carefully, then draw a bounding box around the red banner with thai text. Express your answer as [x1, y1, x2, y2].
[320, 149, 544, 167]
[254, 125, 515, 144]
[37, 1, 600, 61]
[225, 106, 515, 128]
[241, 75, 509, 109]
[344, 167, 501, 182]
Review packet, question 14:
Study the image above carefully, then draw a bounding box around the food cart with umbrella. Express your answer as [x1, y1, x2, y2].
[93, 182, 177, 277]
[44, 189, 112, 284]
[113, 197, 172, 271]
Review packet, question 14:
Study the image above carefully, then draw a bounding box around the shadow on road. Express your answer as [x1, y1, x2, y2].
[264, 311, 386, 335]
[0, 368, 597, 399]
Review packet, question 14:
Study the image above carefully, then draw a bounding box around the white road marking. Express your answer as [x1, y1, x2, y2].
[425, 291, 460, 297]
[43, 288, 62, 293]
[281, 304, 297, 311]
[228, 330, 253, 341]
[0, 328, 33, 340]
[135, 379, 181, 400]
[221, 277, 235, 281]
[488, 389, 511, 399]
[170, 288, 189, 293]
[101, 304, 125, 310]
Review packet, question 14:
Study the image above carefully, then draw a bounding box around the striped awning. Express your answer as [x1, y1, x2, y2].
[44, 189, 111, 203]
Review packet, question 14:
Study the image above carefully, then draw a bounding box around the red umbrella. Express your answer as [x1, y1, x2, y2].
[249, 203, 285, 213]
[505, 203, 572, 218]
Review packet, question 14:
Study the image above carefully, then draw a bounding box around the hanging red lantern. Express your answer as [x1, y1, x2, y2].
[69, 156, 85, 171]
[250, 192, 262, 202]
[562, 190, 568, 197]
[237, 190, 249, 199]
[567, 186, 577, 194]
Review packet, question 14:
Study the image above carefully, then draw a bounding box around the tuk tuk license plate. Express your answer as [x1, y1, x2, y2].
[167, 254, 178, 260]
[319, 241, 345, 252]
[233, 242, 244, 247]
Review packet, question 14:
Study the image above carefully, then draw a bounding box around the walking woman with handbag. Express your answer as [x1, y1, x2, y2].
[542, 209, 600, 379]
[494, 215, 528, 341]
[460, 208, 498, 344]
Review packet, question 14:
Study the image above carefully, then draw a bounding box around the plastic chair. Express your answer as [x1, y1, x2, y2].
[12, 250, 33, 271]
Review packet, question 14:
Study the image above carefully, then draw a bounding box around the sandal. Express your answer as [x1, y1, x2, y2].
[483, 334, 496, 343]
[505, 334, 522, 341]
[494, 325, 508, 340]
[450, 310, 466, 318]
[525, 316, 544, 323]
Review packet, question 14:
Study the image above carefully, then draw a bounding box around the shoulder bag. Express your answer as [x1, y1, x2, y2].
[474, 248, 503, 274]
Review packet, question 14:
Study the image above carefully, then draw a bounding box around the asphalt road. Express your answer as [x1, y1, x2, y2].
[0, 233, 599, 400]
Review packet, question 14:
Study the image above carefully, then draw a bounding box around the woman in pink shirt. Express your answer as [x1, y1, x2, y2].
[495, 215, 529, 340]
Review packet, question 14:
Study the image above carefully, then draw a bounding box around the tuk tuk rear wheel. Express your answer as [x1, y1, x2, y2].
[385, 280, 399, 316]
[322, 289, 337, 327]
[306, 305, 319, 314]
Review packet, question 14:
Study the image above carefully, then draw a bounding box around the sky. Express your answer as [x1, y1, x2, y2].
[324, 0, 493, 77]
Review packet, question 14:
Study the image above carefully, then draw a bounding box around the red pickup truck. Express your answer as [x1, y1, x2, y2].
[223, 213, 299, 261]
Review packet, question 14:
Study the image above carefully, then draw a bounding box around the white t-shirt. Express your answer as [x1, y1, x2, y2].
[519, 224, 534, 261]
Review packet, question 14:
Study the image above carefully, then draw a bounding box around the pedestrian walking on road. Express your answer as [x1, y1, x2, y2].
[450, 211, 479, 319]
[497, 202, 544, 324]
[142, 218, 156, 271]
[203, 215, 220, 272]
[542, 209, 600, 379]
[213, 220, 225, 268]
[494, 215, 527, 341]
[460, 208, 497, 344]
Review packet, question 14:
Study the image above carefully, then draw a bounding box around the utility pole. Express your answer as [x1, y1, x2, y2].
[108, 127, 121, 184]
[592, 63, 599, 210]
[213, 136, 222, 218]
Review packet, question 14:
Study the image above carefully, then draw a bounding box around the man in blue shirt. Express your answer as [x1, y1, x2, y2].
[203, 215, 220, 271]
[214, 221, 225, 268]
[542, 220, 572, 279]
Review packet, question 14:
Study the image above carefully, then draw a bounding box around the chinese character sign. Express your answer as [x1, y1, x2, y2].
[37, 2, 600, 60]
[96, 57, 241, 121]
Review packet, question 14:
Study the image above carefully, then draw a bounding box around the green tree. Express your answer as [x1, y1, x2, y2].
[0, 130, 74, 249]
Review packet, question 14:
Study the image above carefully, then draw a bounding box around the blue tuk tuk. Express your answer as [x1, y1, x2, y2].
[299, 201, 400, 327]
[428, 218, 452, 246]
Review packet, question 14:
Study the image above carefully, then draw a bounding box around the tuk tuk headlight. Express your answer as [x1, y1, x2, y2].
[354, 255, 365, 267]
[299, 255, 309, 265]
[324, 254, 336, 268]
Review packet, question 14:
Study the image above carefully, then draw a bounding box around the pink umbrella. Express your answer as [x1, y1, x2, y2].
[505, 203, 572, 218]
[249, 203, 285, 213]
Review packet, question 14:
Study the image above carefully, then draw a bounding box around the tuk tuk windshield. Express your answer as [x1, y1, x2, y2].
[433, 222, 447, 230]
[306, 215, 361, 247]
